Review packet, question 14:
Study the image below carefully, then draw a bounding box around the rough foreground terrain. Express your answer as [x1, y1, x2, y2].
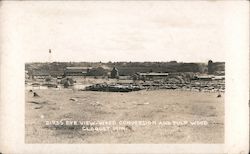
[25, 89, 224, 143]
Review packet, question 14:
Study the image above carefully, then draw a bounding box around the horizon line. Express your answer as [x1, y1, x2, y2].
[25, 60, 225, 64]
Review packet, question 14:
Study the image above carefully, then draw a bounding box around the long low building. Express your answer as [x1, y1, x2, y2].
[136, 72, 169, 80]
[192, 75, 225, 81]
[32, 71, 50, 79]
[31, 70, 64, 79]
[64, 67, 91, 76]
[138, 72, 169, 77]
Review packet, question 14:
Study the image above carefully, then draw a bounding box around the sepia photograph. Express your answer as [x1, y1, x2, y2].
[0, 0, 249, 153]
[23, 1, 225, 144]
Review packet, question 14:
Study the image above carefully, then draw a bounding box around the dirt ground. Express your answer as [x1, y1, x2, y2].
[25, 89, 224, 143]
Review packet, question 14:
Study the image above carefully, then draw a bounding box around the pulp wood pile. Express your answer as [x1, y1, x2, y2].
[85, 83, 144, 92]
[85, 80, 225, 93]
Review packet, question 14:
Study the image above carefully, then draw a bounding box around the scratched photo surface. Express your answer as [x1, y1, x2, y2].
[23, 1, 225, 143]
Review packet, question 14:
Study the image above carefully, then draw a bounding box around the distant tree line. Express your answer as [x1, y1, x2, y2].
[25, 61, 225, 77]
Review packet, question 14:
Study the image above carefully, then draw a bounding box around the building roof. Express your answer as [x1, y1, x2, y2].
[213, 76, 225, 80]
[50, 70, 64, 76]
[65, 67, 92, 70]
[195, 75, 214, 79]
[32, 71, 50, 76]
[32, 70, 64, 76]
[138, 72, 169, 76]
[65, 70, 87, 73]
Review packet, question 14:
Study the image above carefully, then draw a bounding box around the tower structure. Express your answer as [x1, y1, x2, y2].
[208, 60, 214, 74]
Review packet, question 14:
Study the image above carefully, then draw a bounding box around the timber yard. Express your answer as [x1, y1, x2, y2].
[25, 60, 224, 143]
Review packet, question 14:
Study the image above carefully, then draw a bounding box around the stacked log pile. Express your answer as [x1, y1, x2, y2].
[85, 83, 144, 92]
[85, 80, 224, 92]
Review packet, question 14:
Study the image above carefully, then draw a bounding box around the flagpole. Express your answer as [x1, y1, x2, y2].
[48, 49, 52, 78]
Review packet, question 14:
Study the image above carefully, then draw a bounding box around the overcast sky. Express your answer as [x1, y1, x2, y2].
[2, 1, 231, 63]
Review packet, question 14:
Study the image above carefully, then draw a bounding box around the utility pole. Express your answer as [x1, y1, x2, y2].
[48, 49, 52, 79]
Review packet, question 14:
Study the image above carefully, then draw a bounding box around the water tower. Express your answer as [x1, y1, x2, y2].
[208, 60, 214, 74]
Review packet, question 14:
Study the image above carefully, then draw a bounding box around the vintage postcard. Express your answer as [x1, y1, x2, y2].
[0, 1, 249, 154]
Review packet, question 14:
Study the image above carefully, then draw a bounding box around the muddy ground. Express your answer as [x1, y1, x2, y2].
[25, 89, 224, 143]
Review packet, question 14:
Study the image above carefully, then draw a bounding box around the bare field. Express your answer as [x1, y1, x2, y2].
[25, 89, 224, 143]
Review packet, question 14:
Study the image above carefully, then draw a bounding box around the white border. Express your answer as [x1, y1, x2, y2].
[0, 1, 249, 154]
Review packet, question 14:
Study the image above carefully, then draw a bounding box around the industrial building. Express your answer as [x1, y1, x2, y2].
[64, 67, 91, 76]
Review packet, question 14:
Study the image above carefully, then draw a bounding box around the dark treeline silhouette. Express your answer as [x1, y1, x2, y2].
[25, 61, 225, 76]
